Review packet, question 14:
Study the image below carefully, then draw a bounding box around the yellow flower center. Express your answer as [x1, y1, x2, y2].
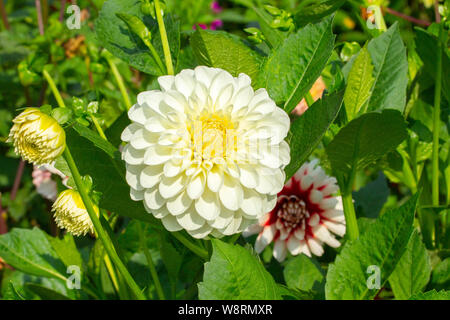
[191, 113, 235, 161]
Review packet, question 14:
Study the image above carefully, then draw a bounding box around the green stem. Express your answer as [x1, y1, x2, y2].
[432, 26, 443, 207]
[103, 253, 120, 294]
[341, 192, 359, 240]
[144, 40, 166, 75]
[42, 69, 66, 108]
[171, 232, 209, 261]
[104, 55, 132, 110]
[89, 113, 107, 140]
[154, 0, 174, 75]
[63, 147, 146, 300]
[138, 224, 165, 300]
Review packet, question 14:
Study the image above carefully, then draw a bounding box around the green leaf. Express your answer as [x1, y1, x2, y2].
[294, 0, 346, 26]
[344, 45, 374, 120]
[47, 233, 83, 268]
[326, 110, 408, 178]
[159, 233, 183, 283]
[190, 28, 262, 85]
[429, 258, 450, 291]
[263, 16, 335, 113]
[284, 90, 343, 180]
[366, 23, 408, 113]
[284, 255, 325, 293]
[388, 231, 431, 300]
[353, 172, 389, 218]
[0, 228, 67, 281]
[198, 239, 281, 300]
[325, 194, 418, 300]
[409, 290, 450, 300]
[96, 0, 180, 76]
[415, 27, 450, 103]
[56, 124, 161, 227]
[24, 283, 72, 300]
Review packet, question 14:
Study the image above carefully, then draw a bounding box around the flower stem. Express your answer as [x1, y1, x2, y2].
[35, 0, 44, 35]
[89, 113, 107, 140]
[138, 223, 165, 300]
[432, 26, 443, 207]
[341, 192, 359, 240]
[0, 0, 10, 30]
[171, 232, 209, 261]
[63, 146, 146, 300]
[154, 0, 174, 75]
[42, 69, 66, 109]
[104, 54, 132, 110]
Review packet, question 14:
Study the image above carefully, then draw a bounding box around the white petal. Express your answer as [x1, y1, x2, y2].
[208, 207, 234, 229]
[219, 175, 243, 211]
[166, 192, 192, 216]
[287, 236, 302, 255]
[241, 188, 263, 218]
[143, 145, 172, 165]
[161, 214, 183, 232]
[308, 213, 321, 227]
[140, 164, 164, 188]
[273, 239, 287, 262]
[121, 123, 141, 142]
[159, 174, 186, 199]
[158, 75, 175, 91]
[254, 224, 276, 253]
[323, 220, 346, 237]
[144, 187, 165, 210]
[313, 224, 341, 248]
[307, 237, 324, 256]
[187, 172, 206, 200]
[195, 190, 220, 221]
[176, 208, 205, 231]
[188, 223, 213, 239]
[123, 144, 145, 165]
[130, 188, 144, 201]
[239, 165, 259, 189]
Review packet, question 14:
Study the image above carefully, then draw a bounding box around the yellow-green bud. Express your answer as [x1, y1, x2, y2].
[8, 108, 66, 165]
[52, 189, 100, 236]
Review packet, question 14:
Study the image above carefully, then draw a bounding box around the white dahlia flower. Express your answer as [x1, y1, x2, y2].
[244, 160, 346, 262]
[121, 66, 290, 238]
[8, 108, 66, 165]
[52, 189, 99, 236]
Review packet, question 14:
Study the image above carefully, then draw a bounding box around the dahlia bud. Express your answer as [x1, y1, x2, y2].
[52, 189, 99, 236]
[8, 108, 66, 165]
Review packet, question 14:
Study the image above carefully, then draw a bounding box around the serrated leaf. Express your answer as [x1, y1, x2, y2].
[25, 283, 72, 300]
[47, 233, 83, 269]
[344, 45, 374, 120]
[284, 255, 325, 293]
[95, 0, 180, 75]
[409, 289, 450, 300]
[263, 16, 335, 113]
[198, 239, 281, 300]
[326, 110, 407, 178]
[294, 0, 346, 26]
[190, 28, 262, 84]
[0, 228, 67, 281]
[388, 231, 431, 300]
[325, 194, 418, 300]
[284, 90, 343, 180]
[366, 23, 408, 113]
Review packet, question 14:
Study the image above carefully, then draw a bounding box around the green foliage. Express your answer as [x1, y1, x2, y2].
[294, 0, 346, 27]
[0, 228, 67, 280]
[198, 239, 281, 300]
[283, 255, 325, 295]
[388, 231, 431, 300]
[96, 0, 180, 75]
[326, 110, 408, 187]
[344, 45, 374, 120]
[284, 90, 343, 180]
[190, 28, 262, 84]
[366, 23, 408, 113]
[262, 16, 335, 112]
[325, 195, 418, 299]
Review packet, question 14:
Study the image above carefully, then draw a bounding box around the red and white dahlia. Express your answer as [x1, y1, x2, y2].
[244, 160, 346, 262]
